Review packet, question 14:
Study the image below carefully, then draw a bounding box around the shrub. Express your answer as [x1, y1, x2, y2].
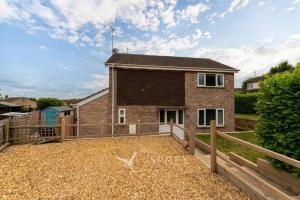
[256, 64, 300, 176]
[37, 98, 64, 110]
[235, 93, 259, 114]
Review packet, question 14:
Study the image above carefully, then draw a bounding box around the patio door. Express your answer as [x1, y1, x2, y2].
[159, 109, 184, 139]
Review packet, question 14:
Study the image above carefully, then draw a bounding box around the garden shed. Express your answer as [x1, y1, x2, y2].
[41, 106, 74, 125]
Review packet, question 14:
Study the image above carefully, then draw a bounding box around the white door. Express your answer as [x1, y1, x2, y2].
[159, 109, 184, 140]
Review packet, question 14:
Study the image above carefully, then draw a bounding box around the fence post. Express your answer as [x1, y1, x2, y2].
[210, 120, 217, 173]
[137, 120, 140, 136]
[61, 118, 66, 141]
[170, 119, 173, 136]
[189, 131, 195, 155]
[5, 120, 9, 143]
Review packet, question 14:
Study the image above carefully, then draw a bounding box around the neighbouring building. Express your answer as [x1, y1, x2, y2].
[75, 89, 110, 136]
[245, 76, 264, 92]
[0, 101, 22, 117]
[77, 53, 239, 137]
[5, 97, 37, 111]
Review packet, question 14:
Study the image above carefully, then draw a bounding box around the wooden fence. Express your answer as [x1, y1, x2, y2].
[209, 120, 300, 172]
[8, 111, 62, 144]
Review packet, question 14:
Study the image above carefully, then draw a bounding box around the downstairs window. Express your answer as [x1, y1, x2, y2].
[197, 108, 224, 127]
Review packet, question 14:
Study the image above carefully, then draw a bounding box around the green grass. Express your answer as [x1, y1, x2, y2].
[235, 113, 259, 120]
[196, 132, 265, 163]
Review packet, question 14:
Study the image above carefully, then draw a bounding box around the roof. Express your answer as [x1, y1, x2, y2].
[0, 112, 28, 116]
[105, 53, 238, 72]
[5, 97, 34, 103]
[43, 106, 73, 112]
[0, 101, 22, 108]
[77, 88, 109, 107]
[246, 76, 264, 83]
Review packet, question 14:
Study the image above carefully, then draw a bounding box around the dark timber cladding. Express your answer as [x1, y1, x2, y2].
[117, 68, 185, 106]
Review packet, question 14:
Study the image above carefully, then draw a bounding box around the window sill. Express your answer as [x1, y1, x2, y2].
[197, 86, 225, 88]
[197, 125, 225, 128]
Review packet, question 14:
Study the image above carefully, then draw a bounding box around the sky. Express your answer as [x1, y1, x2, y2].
[0, 0, 300, 99]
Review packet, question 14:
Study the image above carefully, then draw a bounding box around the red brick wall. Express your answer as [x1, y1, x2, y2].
[114, 106, 160, 134]
[185, 72, 235, 133]
[79, 93, 111, 136]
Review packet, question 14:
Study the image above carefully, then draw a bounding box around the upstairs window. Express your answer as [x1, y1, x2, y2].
[198, 73, 224, 87]
[119, 108, 126, 124]
[197, 108, 224, 127]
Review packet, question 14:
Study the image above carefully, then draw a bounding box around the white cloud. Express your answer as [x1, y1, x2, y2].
[292, 0, 300, 4]
[38, 45, 49, 51]
[220, 0, 251, 18]
[0, 0, 31, 22]
[116, 29, 211, 55]
[177, 3, 210, 23]
[195, 34, 300, 86]
[286, 6, 296, 11]
[0, 0, 182, 46]
[83, 73, 109, 91]
[58, 64, 73, 71]
[258, 37, 273, 44]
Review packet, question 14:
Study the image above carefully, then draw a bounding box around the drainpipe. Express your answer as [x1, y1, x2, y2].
[76, 104, 80, 136]
[111, 65, 115, 136]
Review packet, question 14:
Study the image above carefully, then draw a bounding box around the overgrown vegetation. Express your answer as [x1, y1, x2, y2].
[235, 92, 259, 114]
[269, 60, 294, 75]
[241, 60, 294, 92]
[256, 63, 300, 176]
[37, 98, 64, 110]
[197, 132, 264, 163]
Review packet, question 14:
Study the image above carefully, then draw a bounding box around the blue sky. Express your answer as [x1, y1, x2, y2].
[0, 0, 300, 98]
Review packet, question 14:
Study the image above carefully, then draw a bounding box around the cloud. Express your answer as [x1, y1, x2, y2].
[38, 45, 49, 51]
[195, 34, 300, 87]
[177, 3, 210, 23]
[292, 0, 300, 4]
[286, 6, 296, 11]
[83, 73, 109, 91]
[0, 70, 108, 98]
[116, 29, 211, 55]
[58, 64, 73, 71]
[0, 0, 185, 47]
[219, 0, 251, 18]
[258, 37, 273, 44]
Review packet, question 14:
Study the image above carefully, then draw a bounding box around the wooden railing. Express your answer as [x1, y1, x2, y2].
[171, 120, 195, 155]
[209, 120, 300, 172]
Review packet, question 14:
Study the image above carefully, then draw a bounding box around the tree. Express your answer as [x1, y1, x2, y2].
[269, 61, 294, 75]
[37, 98, 64, 110]
[256, 63, 300, 176]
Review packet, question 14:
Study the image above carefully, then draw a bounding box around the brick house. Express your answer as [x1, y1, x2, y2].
[76, 53, 238, 137]
[5, 97, 37, 111]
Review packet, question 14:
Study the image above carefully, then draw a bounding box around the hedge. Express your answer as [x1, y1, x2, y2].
[256, 64, 300, 176]
[235, 93, 259, 114]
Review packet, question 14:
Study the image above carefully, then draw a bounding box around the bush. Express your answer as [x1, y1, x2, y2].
[235, 93, 259, 114]
[37, 98, 64, 110]
[256, 64, 300, 176]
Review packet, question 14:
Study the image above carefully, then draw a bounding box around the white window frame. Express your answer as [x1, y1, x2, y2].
[118, 108, 126, 124]
[197, 73, 224, 88]
[197, 108, 224, 127]
[216, 74, 224, 87]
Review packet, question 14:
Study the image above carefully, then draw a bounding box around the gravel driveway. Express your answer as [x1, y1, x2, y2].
[0, 136, 250, 200]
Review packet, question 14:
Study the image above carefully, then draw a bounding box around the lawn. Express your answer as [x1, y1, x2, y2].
[0, 136, 250, 200]
[196, 132, 265, 163]
[235, 113, 259, 120]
